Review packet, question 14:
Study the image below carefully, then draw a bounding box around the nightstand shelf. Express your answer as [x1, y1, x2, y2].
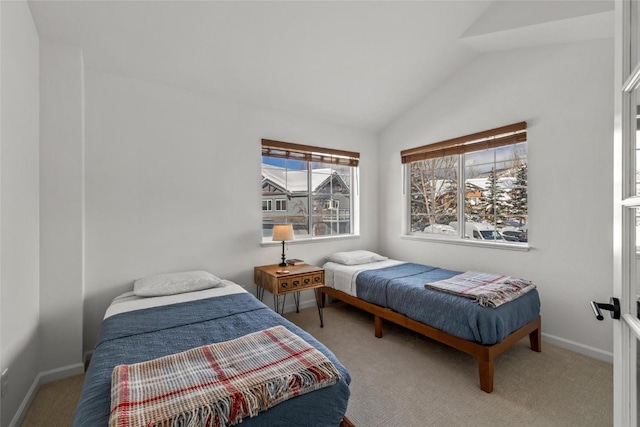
[254, 264, 325, 326]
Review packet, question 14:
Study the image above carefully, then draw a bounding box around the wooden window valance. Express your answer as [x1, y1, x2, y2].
[262, 139, 360, 167]
[400, 122, 527, 164]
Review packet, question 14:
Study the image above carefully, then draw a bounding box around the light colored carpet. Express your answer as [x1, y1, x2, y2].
[20, 301, 613, 427]
[285, 301, 613, 427]
[21, 373, 84, 426]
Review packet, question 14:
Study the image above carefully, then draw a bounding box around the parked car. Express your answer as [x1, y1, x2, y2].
[500, 232, 521, 242]
[450, 221, 504, 241]
[501, 230, 528, 242]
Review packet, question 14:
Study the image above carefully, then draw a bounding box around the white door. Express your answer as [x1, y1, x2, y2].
[613, 1, 640, 426]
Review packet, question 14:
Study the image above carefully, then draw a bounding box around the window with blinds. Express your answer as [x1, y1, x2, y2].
[261, 139, 359, 240]
[401, 122, 528, 245]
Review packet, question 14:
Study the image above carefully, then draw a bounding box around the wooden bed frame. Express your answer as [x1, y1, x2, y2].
[320, 286, 541, 393]
[340, 416, 356, 427]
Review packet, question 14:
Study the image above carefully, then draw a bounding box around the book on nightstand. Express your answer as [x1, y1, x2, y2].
[286, 259, 304, 266]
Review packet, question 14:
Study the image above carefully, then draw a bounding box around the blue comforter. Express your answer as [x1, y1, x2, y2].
[73, 292, 350, 426]
[356, 263, 540, 345]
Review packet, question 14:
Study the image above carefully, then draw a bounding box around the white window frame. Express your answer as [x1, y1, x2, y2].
[261, 139, 360, 243]
[274, 199, 287, 212]
[262, 199, 272, 212]
[401, 124, 529, 251]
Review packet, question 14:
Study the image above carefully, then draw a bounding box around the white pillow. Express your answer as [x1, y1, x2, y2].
[133, 270, 222, 297]
[326, 250, 388, 265]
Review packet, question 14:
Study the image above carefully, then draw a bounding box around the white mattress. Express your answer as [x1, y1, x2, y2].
[322, 259, 405, 296]
[104, 280, 247, 319]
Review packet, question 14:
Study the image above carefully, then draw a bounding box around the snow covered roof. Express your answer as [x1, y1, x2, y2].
[466, 177, 516, 191]
[416, 176, 517, 196]
[262, 165, 346, 193]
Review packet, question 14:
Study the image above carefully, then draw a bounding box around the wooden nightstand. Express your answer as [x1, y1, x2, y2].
[254, 264, 325, 326]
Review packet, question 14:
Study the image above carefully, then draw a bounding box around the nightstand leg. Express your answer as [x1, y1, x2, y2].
[256, 286, 265, 301]
[273, 294, 286, 315]
[315, 288, 324, 328]
[293, 292, 300, 313]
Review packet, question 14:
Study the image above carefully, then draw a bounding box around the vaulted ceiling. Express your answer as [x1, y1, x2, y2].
[28, 1, 613, 131]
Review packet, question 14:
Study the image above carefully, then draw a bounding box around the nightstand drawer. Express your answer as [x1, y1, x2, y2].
[312, 272, 324, 285]
[277, 277, 293, 292]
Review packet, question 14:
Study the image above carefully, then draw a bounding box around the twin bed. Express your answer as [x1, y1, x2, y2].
[320, 251, 541, 393]
[73, 277, 351, 427]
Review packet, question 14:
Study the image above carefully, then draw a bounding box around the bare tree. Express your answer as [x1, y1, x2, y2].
[410, 156, 458, 230]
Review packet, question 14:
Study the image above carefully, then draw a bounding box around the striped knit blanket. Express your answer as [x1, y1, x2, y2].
[424, 271, 536, 308]
[108, 325, 340, 427]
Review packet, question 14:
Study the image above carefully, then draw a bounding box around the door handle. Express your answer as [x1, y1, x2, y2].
[590, 297, 620, 320]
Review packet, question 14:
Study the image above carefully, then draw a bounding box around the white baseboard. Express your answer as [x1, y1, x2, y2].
[9, 362, 84, 427]
[542, 332, 613, 364]
[40, 363, 84, 384]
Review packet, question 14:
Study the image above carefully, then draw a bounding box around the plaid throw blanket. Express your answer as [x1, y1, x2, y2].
[424, 271, 536, 308]
[109, 325, 340, 427]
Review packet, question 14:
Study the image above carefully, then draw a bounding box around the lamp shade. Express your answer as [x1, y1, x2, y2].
[272, 224, 295, 242]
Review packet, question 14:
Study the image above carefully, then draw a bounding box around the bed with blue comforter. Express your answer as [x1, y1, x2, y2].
[322, 259, 541, 393]
[356, 263, 540, 345]
[73, 283, 351, 426]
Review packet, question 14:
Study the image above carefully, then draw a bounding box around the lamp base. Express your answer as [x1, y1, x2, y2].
[279, 241, 287, 267]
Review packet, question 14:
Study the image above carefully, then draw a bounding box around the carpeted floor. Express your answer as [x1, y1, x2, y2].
[285, 301, 613, 427]
[21, 373, 84, 426]
[21, 301, 613, 427]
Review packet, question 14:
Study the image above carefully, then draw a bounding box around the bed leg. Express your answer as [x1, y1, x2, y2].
[529, 326, 542, 352]
[478, 358, 494, 393]
[374, 315, 383, 338]
[340, 416, 355, 427]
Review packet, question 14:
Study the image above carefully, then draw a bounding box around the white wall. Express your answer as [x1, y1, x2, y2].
[0, 1, 40, 425]
[39, 41, 85, 372]
[379, 38, 614, 359]
[83, 70, 378, 352]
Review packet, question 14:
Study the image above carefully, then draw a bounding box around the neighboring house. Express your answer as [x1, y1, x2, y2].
[465, 176, 517, 209]
[262, 166, 351, 236]
[412, 176, 519, 231]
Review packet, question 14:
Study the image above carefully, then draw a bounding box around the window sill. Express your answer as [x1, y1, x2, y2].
[261, 234, 360, 247]
[401, 234, 530, 252]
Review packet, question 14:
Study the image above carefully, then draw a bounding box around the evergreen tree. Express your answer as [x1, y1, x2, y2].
[479, 168, 508, 227]
[510, 163, 528, 226]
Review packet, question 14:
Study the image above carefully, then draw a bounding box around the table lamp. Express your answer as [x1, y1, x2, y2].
[272, 224, 295, 266]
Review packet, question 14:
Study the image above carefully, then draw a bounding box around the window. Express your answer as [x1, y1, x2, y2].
[261, 139, 359, 240]
[262, 200, 272, 211]
[401, 122, 528, 245]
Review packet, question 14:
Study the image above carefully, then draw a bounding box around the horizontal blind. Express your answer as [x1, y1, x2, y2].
[400, 122, 527, 164]
[262, 139, 360, 167]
